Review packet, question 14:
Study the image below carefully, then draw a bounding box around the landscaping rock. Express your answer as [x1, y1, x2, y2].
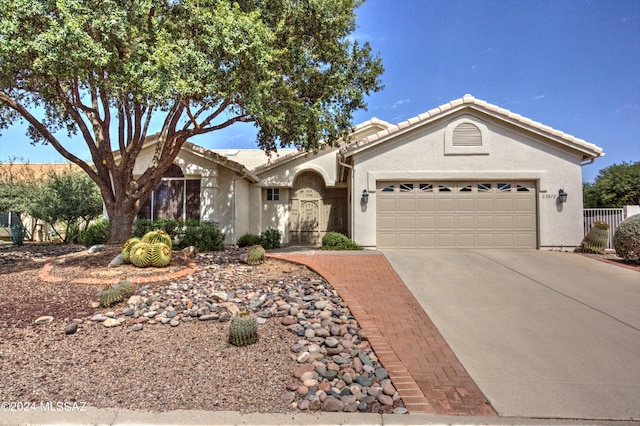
[108, 254, 125, 268]
[64, 323, 78, 335]
[34, 316, 54, 325]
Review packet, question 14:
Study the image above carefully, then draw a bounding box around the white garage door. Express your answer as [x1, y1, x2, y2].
[376, 181, 537, 248]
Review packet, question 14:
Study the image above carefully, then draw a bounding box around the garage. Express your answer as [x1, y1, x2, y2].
[376, 181, 537, 248]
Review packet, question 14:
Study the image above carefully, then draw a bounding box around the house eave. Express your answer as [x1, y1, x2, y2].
[340, 94, 604, 162]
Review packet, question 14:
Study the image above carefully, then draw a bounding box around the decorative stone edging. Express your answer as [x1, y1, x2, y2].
[38, 262, 198, 286]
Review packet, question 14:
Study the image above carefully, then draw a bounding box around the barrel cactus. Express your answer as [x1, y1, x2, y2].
[122, 238, 141, 263]
[246, 245, 265, 266]
[130, 242, 153, 268]
[576, 221, 609, 254]
[142, 230, 172, 250]
[613, 214, 640, 261]
[100, 283, 123, 308]
[149, 243, 172, 267]
[229, 310, 259, 346]
[99, 280, 135, 308]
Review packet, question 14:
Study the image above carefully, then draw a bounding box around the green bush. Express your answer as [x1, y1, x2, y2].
[132, 219, 224, 252]
[179, 221, 225, 252]
[80, 219, 110, 247]
[133, 218, 182, 238]
[237, 233, 261, 248]
[613, 214, 640, 262]
[321, 232, 362, 250]
[259, 228, 282, 249]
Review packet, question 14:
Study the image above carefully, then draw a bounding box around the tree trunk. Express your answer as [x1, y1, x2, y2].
[106, 200, 138, 245]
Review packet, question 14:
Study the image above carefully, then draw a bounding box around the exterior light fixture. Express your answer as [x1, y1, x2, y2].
[558, 189, 568, 203]
[361, 189, 369, 204]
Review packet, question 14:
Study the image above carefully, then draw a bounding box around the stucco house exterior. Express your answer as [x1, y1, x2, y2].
[133, 94, 604, 249]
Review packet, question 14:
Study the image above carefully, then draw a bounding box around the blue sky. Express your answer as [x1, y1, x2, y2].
[1, 0, 638, 183]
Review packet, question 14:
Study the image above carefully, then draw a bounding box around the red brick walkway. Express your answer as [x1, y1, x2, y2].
[270, 251, 496, 416]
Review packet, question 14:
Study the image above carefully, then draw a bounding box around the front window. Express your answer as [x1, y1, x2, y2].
[267, 188, 280, 201]
[137, 164, 201, 221]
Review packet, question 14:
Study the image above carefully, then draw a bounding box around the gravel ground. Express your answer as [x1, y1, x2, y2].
[0, 243, 307, 413]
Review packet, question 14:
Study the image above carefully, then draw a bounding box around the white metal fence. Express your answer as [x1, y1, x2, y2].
[583, 208, 625, 250]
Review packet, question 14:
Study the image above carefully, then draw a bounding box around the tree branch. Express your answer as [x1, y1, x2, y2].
[0, 91, 99, 182]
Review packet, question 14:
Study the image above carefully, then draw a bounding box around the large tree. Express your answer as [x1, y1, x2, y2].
[583, 161, 640, 208]
[0, 0, 384, 243]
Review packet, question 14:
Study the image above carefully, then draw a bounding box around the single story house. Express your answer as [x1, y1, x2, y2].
[131, 94, 605, 249]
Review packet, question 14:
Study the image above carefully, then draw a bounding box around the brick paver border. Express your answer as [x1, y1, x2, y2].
[269, 251, 496, 417]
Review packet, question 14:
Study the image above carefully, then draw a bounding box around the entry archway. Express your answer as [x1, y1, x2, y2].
[289, 171, 347, 245]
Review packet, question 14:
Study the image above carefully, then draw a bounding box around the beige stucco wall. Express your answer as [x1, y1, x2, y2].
[133, 146, 251, 244]
[350, 112, 587, 249]
[255, 148, 341, 244]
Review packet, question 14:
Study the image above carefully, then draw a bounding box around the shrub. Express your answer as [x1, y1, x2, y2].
[80, 219, 110, 247]
[133, 218, 181, 239]
[321, 232, 362, 250]
[180, 221, 225, 252]
[613, 214, 640, 262]
[259, 228, 282, 249]
[237, 233, 261, 248]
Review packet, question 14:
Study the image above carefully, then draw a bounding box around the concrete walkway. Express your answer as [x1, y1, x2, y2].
[270, 250, 496, 417]
[382, 249, 640, 421]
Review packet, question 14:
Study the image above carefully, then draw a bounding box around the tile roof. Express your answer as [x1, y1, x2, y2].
[210, 148, 298, 170]
[0, 162, 81, 181]
[182, 142, 260, 182]
[340, 94, 604, 160]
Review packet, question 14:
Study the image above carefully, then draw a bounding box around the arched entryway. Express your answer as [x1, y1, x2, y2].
[289, 171, 347, 245]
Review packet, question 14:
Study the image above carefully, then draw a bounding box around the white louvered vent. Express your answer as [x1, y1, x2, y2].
[452, 123, 482, 146]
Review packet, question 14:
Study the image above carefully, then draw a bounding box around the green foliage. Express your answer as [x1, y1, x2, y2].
[180, 221, 225, 252]
[259, 228, 282, 249]
[132, 219, 224, 252]
[0, 161, 37, 216]
[238, 229, 282, 249]
[99, 280, 135, 308]
[613, 214, 640, 262]
[575, 221, 609, 254]
[237, 233, 261, 248]
[133, 219, 183, 239]
[583, 162, 640, 208]
[321, 232, 362, 250]
[28, 168, 103, 243]
[229, 310, 258, 347]
[0, 0, 384, 245]
[247, 245, 266, 266]
[80, 219, 110, 247]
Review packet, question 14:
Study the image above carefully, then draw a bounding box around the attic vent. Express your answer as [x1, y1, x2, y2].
[452, 123, 482, 146]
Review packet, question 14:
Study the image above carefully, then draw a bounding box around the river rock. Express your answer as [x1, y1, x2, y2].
[88, 244, 106, 253]
[34, 316, 54, 325]
[107, 254, 124, 268]
[322, 396, 344, 412]
[64, 323, 78, 335]
[103, 318, 121, 328]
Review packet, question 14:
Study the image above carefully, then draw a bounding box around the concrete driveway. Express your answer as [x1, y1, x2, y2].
[382, 249, 640, 421]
